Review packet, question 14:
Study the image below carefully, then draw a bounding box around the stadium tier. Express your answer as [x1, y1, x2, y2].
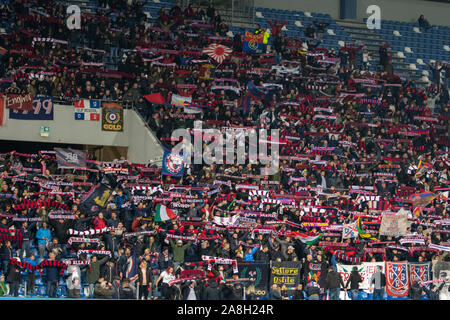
[0, 0, 448, 302]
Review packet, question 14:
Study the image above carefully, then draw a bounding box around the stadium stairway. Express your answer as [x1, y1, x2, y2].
[336, 19, 427, 85]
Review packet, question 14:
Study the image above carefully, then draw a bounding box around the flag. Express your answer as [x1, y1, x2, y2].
[356, 217, 377, 241]
[81, 183, 112, 214]
[9, 96, 53, 120]
[102, 102, 123, 131]
[342, 221, 358, 239]
[202, 43, 232, 64]
[144, 93, 166, 105]
[379, 209, 409, 237]
[243, 30, 264, 54]
[74, 99, 101, 121]
[410, 191, 437, 207]
[54, 148, 87, 169]
[412, 206, 422, 217]
[155, 204, 177, 222]
[296, 233, 323, 245]
[171, 94, 192, 107]
[409, 262, 430, 285]
[239, 93, 251, 114]
[247, 80, 268, 103]
[161, 148, 185, 177]
[386, 261, 409, 297]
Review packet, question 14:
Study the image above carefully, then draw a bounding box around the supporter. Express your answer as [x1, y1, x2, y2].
[418, 15, 431, 30]
[86, 255, 110, 299]
[6, 257, 22, 297]
[0, 0, 448, 301]
[23, 253, 38, 295]
[93, 277, 115, 299]
[36, 222, 51, 259]
[119, 278, 136, 299]
[137, 259, 152, 300]
[325, 267, 344, 300]
[155, 266, 176, 299]
[370, 266, 386, 300]
[345, 266, 362, 300]
[45, 252, 60, 298]
[0, 241, 14, 275]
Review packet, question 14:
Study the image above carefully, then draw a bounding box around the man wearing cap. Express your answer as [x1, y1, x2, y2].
[285, 246, 298, 261]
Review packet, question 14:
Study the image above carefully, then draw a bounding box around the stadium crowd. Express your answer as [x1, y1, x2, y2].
[0, 0, 449, 300]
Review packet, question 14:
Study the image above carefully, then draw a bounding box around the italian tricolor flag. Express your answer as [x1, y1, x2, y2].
[297, 233, 323, 245]
[155, 204, 177, 222]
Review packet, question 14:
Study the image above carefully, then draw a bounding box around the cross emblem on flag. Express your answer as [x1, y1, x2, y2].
[342, 221, 358, 239]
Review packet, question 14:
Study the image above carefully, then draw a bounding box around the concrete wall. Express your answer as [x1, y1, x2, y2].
[0, 104, 163, 165]
[254, 0, 450, 26]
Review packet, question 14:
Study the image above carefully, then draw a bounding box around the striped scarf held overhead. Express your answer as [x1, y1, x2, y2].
[68, 227, 116, 236]
[67, 237, 100, 246]
[311, 147, 335, 155]
[13, 199, 70, 211]
[201, 255, 238, 273]
[164, 234, 196, 244]
[359, 98, 382, 105]
[428, 244, 450, 252]
[64, 259, 90, 266]
[9, 258, 67, 275]
[76, 250, 111, 257]
[332, 250, 362, 263]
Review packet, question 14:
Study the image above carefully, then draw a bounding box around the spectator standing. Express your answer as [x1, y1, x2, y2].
[325, 267, 344, 300]
[370, 266, 386, 300]
[345, 266, 362, 300]
[86, 255, 110, 299]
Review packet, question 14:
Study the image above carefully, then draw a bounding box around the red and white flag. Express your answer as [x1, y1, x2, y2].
[202, 43, 232, 64]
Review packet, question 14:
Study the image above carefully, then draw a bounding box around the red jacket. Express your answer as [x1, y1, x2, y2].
[93, 218, 106, 230]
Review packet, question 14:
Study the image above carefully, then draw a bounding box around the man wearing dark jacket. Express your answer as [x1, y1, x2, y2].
[326, 267, 344, 300]
[423, 282, 445, 300]
[408, 278, 424, 300]
[203, 280, 222, 300]
[181, 280, 201, 300]
[101, 259, 118, 284]
[48, 217, 74, 244]
[6, 258, 22, 297]
[0, 241, 14, 275]
[345, 266, 363, 300]
[46, 252, 61, 298]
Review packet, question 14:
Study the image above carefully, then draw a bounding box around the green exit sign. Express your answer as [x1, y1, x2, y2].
[40, 126, 49, 137]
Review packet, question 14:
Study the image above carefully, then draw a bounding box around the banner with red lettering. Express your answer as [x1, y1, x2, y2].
[337, 262, 385, 292]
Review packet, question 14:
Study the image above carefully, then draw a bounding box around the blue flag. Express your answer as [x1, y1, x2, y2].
[162, 148, 186, 177]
